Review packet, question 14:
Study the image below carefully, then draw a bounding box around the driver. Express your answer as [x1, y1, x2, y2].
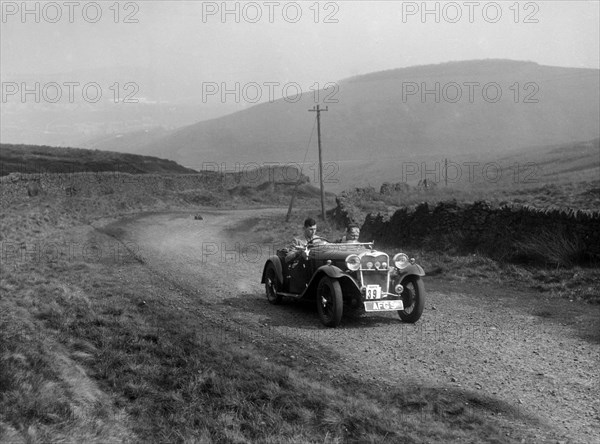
[285, 217, 324, 262]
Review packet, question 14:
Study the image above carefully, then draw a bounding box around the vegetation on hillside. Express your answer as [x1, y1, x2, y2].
[332, 138, 600, 194]
[1, 183, 525, 443]
[132, 61, 600, 171]
[332, 174, 600, 304]
[0, 143, 198, 176]
[1, 141, 598, 442]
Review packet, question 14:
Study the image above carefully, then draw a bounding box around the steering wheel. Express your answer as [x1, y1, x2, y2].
[307, 236, 329, 246]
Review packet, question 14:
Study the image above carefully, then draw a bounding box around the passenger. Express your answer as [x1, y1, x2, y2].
[337, 223, 360, 243]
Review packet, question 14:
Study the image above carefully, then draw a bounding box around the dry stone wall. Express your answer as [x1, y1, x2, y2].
[0, 170, 280, 206]
[334, 196, 600, 261]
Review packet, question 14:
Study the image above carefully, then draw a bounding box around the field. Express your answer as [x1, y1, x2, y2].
[0, 189, 524, 443]
[329, 138, 600, 195]
[1, 146, 599, 443]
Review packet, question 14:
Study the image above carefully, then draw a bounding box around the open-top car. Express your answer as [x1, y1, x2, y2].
[260, 238, 425, 327]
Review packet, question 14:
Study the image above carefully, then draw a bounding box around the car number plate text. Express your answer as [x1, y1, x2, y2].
[365, 285, 382, 300]
[364, 300, 404, 312]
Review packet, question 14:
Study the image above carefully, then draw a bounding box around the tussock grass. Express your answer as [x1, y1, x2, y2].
[1, 187, 543, 443]
[336, 178, 600, 303]
[1, 253, 519, 443]
[0, 269, 133, 443]
[513, 229, 588, 267]
[2, 210, 528, 444]
[412, 250, 600, 304]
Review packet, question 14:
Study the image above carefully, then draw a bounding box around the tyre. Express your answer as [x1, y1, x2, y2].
[316, 276, 343, 327]
[398, 276, 425, 323]
[265, 262, 282, 305]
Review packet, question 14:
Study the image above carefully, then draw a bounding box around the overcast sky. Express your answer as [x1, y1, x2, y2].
[2, 1, 598, 87]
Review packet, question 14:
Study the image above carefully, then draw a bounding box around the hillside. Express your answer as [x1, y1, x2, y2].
[128, 60, 599, 173]
[494, 138, 600, 183]
[0, 144, 198, 176]
[333, 137, 600, 192]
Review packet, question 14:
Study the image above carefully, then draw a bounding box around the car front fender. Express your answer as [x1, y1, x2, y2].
[303, 265, 361, 299]
[261, 256, 284, 285]
[315, 264, 347, 279]
[395, 264, 426, 282]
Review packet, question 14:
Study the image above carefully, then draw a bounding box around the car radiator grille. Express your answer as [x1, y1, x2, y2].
[360, 272, 388, 290]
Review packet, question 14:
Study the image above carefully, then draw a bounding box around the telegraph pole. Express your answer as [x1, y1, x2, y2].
[445, 158, 448, 187]
[309, 104, 328, 220]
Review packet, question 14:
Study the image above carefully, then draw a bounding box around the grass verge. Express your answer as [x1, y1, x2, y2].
[1, 200, 534, 443]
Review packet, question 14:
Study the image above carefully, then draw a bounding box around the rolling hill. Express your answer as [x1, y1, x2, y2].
[0, 144, 198, 176]
[127, 60, 599, 176]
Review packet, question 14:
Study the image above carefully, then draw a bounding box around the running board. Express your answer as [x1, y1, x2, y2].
[276, 292, 302, 298]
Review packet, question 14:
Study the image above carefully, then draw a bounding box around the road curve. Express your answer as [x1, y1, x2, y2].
[111, 209, 600, 443]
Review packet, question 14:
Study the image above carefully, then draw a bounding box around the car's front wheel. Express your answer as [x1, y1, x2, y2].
[316, 276, 343, 327]
[398, 276, 425, 323]
[264, 262, 282, 305]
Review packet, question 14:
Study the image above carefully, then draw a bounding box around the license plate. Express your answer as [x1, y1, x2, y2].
[364, 300, 404, 312]
[365, 285, 382, 300]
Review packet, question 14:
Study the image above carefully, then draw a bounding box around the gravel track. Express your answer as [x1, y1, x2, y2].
[111, 209, 600, 444]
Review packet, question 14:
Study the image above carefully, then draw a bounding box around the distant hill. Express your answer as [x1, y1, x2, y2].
[126, 60, 599, 172]
[0, 144, 197, 176]
[0, 65, 243, 148]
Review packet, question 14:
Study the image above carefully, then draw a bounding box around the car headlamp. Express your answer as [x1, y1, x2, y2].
[345, 254, 360, 271]
[393, 253, 410, 269]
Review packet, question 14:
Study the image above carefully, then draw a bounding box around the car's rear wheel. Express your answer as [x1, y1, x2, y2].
[398, 276, 425, 323]
[265, 263, 282, 305]
[316, 276, 343, 327]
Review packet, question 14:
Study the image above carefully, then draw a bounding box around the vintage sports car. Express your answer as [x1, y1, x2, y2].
[261, 238, 425, 327]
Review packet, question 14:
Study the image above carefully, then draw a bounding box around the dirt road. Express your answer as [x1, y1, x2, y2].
[108, 209, 599, 443]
